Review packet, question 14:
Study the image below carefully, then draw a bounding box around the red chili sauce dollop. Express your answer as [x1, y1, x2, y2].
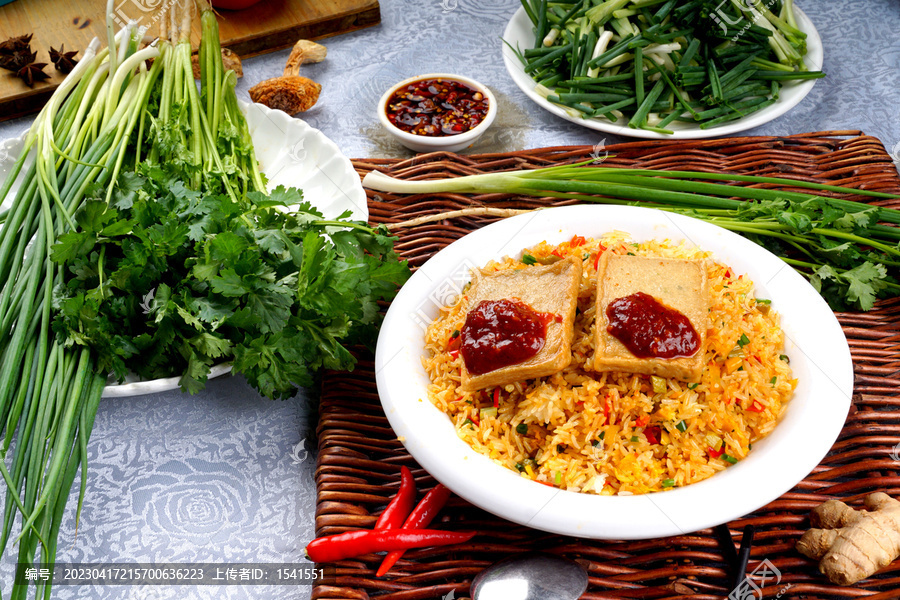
[460, 299, 552, 375]
[606, 292, 700, 359]
[385, 78, 489, 137]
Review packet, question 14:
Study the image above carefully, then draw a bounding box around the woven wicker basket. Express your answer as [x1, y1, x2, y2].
[314, 132, 900, 600]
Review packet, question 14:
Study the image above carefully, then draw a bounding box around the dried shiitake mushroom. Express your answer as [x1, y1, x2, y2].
[247, 39, 326, 115]
[191, 47, 243, 79]
[284, 40, 326, 77]
[248, 76, 321, 115]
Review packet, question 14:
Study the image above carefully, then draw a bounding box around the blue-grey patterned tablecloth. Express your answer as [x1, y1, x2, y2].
[0, 1, 898, 598]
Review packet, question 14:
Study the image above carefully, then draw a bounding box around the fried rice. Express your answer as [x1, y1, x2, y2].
[422, 232, 796, 495]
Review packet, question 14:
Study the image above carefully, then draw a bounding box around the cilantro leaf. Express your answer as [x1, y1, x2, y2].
[51, 232, 96, 263]
[208, 231, 250, 263]
[210, 269, 246, 297]
[189, 333, 233, 359]
[843, 262, 888, 311]
[833, 206, 878, 233]
[75, 200, 117, 232]
[52, 167, 411, 398]
[247, 185, 304, 209]
[811, 262, 890, 311]
[254, 229, 289, 255]
[113, 172, 146, 210]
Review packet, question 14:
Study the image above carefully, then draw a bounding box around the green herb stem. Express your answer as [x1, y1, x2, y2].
[364, 163, 900, 310]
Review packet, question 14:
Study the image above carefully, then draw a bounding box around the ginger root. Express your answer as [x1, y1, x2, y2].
[796, 492, 900, 585]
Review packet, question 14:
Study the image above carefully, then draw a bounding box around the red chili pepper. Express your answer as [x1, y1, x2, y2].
[447, 336, 461, 354]
[570, 235, 586, 247]
[374, 466, 416, 530]
[644, 425, 661, 445]
[449, 349, 459, 359]
[492, 388, 500, 408]
[306, 528, 475, 563]
[551, 248, 564, 258]
[592, 244, 607, 270]
[604, 396, 615, 424]
[708, 446, 725, 458]
[746, 401, 766, 413]
[376, 484, 452, 577]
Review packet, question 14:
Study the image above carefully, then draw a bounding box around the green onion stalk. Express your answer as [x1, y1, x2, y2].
[0, 0, 266, 595]
[197, 0, 266, 197]
[140, 0, 265, 200]
[0, 16, 159, 598]
[364, 163, 900, 311]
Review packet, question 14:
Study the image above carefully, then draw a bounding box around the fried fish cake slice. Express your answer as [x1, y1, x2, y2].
[460, 255, 582, 391]
[593, 254, 708, 382]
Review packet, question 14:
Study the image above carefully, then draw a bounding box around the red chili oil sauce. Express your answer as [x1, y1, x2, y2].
[385, 78, 489, 137]
[606, 292, 700, 359]
[460, 299, 553, 375]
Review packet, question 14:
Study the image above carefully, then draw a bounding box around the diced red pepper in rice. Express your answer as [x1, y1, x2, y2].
[746, 400, 766, 412]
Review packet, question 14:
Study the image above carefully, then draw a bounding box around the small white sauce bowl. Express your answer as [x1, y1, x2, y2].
[378, 73, 498, 154]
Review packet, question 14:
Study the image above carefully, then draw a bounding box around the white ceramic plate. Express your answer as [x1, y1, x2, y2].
[501, 6, 823, 140]
[375, 205, 852, 539]
[0, 102, 367, 398]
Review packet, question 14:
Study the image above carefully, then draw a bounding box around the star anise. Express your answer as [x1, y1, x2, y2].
[0, 49, 37, 72]
[16, 62, 50, 87]
[0, 34, 33, 55]
[49, 45, 78, 74]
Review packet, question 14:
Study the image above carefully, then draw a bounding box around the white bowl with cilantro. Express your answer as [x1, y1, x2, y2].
[0, 103, 368, 398]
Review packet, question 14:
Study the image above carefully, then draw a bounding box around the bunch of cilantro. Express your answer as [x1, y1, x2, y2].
[50, 166, 409, 399]
[727, 196, 899, 311]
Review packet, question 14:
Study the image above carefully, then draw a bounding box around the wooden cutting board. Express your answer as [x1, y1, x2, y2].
[0, 0, 380, 121]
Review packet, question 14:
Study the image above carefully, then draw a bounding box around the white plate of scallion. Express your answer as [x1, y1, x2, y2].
[502, 2, 824, 139]
[0, 103, 367, 398]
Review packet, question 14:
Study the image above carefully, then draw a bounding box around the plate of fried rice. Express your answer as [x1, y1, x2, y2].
[375, 205, 852, 539]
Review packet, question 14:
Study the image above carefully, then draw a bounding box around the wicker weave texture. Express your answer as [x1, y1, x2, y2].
[314, 133, 900, 600]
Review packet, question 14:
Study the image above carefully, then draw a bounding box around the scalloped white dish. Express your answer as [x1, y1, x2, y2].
[0, 102, 367, 398]
[501, 5, 823, 140]
[375, 205, 852, 539]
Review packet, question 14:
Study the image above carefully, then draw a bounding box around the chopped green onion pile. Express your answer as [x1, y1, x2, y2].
[508, 0, 823, 133]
